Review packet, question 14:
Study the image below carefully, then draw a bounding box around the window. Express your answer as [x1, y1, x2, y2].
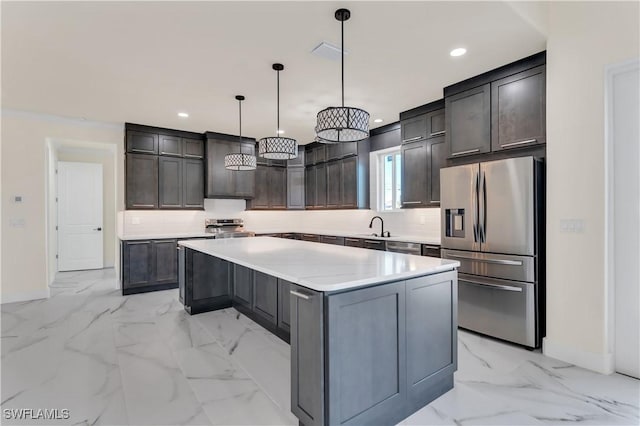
[379, 150, 402, 210]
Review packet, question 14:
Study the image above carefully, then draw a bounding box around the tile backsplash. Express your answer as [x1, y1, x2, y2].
[119, 199, 440, 241]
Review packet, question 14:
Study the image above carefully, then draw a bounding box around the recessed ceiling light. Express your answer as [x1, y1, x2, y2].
[178, 112, 189, 118]
[277, 129, 285, 134]
[450, 48, 467, 57]
[373, 118, 383, 123]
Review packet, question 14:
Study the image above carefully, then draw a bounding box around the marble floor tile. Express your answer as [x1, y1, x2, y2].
[2, 268, 639, 426]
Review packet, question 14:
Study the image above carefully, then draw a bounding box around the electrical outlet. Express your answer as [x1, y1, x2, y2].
[131, 217, 141, 225]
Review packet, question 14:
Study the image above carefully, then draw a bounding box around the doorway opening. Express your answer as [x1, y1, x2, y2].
[46, 139, 118, 288]
[605, 58, 639, 379]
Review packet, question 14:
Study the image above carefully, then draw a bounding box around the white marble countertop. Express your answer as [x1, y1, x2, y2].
[253, 230, 441, 246]
[119, 232, 216, 241]
[179, 237, 458, 292]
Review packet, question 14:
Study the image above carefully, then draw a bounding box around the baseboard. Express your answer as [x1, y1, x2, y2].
[543, 337, 614, 374]
[1, 288, 50, 304]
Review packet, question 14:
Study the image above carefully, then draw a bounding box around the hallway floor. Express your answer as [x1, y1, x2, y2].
[1, 269, 638, 425]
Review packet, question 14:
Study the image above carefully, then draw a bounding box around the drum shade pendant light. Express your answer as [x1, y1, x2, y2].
[315, 8, 370, 143]
[225, 95, 257, 171]
[259, 64, 298, 160]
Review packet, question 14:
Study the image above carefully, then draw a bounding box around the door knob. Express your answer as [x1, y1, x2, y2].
[94, 227, 102, 231]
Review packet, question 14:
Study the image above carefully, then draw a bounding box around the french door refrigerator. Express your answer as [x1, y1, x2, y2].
[440, 156, 544, 348]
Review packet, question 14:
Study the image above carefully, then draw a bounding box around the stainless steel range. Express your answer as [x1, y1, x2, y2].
[205, 219, 255, 238]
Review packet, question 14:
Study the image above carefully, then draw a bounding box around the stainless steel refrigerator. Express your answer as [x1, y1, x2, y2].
[440, 156, 544, 348]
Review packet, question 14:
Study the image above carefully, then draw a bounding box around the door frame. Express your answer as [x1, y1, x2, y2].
[45, 138, 119, 287]
[604, 57, 640, 374]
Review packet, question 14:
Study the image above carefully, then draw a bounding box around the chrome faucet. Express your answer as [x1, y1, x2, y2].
[369, 216, 390, 238]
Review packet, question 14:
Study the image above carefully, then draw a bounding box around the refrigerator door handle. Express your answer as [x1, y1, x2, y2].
[473, 171, 480, 242]
[479, 170, 487, 243]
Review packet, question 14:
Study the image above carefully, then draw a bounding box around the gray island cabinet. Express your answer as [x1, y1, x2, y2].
[178, 237, 459, 426]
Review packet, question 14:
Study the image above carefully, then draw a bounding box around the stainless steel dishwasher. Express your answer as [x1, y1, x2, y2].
[385, 241, 422, 255]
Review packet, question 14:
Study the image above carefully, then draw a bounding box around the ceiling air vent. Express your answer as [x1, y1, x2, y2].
[310, 42, 349, 62]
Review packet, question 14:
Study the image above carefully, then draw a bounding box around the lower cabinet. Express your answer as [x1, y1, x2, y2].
[320, 235, 345, 245]
[291, 271, 457, 426]
[233, 265, 253, 308]
[122, 239, 179, 295]
[277, 279, 292, 334]
[182, 248, 232, 314]
[253, 271, 278, 325]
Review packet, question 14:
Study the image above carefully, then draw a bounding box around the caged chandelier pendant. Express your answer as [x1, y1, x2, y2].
[259, 63, 298, 160]
[225, 95, 257, 171]
[315, 8, 370, 143]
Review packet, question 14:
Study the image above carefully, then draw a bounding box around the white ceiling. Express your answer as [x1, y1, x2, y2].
[2, 1, 547, 143]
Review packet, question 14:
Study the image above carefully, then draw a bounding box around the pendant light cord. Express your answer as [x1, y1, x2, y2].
[341, 17, 345, 108]
[277, 69, 280, 134]
[238, 99, 243, 154]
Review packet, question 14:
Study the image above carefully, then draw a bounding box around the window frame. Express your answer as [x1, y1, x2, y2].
[377, 148, 402, 212]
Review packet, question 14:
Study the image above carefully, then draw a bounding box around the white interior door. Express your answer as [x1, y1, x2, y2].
[57, 161, 104, 271]
[612, 62, 640, 378]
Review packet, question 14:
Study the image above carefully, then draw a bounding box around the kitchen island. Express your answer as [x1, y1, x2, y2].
[178, 237, 459, 426]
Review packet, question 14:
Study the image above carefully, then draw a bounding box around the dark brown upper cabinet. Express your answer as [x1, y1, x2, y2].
[205, 134, 255, 199]
[305, 143, 327, 165]
[401, 115, 428, 144]
[287, 167, 305, 209]
[491, 65, 546, 151]
[183, 159, 204, 209]
[326, 160, 342, 208]
[426, 135, 446, 205]
[126, 130, 158, 154]
[445, 83, 491, 158]
[327, 141, 358, 161]
[126, 153, 158, 209]
[427, 109, 445, 138]
[247, 164, 286, 210]
[159, 156, 183, 209]
[159, 135, 182, 157]
[401, 140, 428, 208]
[183, 138, 205, 159]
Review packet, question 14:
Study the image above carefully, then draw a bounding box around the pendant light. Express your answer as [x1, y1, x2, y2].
[315, 8, 370, 143]
[259, 64, 298, 160]
[224, 95, 257, 171]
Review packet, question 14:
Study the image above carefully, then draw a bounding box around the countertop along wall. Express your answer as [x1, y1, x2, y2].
[544, 1, 639, 373]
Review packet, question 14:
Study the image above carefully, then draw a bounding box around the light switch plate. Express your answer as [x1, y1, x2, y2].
[560, 219, 585, 233]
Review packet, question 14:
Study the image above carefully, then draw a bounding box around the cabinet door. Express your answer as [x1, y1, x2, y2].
[315, 163, 327, 208]
[159, 156, 183, 209]
[427, 109, 445, 138]
[344, 237, 364, 248]
[342, 141, 358, 158]
[287, 167, 305, 209]
[363, 239, 386, 251]
[305, 147, 315, 166]
[183, 138, 204, 159]
[287, 147, 305, 167]
[491, 66, 546, 151]
[401, 141, 428, 208]
[206, 140, 235, 197]
[320, 235, 345, 245]
[305, 166, 316, 208]
[277, 279, 292, 333]
[250, 165, 271, 209]
[314, 145, 327, 163]
[152, 240, 178, 285]
[126, 130, 158, 154]
[426, 136, 446, 206]
[253, 271, 278, 325]
[327, 144, 342, 162]
[445, 84, 491, 157]
[341, 157, 358, 208]
[191, 251, 231, 301]
[326, 161, 342, 208]
[290, 285, 324, 426]
[183, 159, 204, 209]
[401, 114, 428, 144]
[270, 166, 287, 209]
[123, 241, 153, 288]
[233, 264, 253, 308]
[159, 135, 182, 157]
[406, 272, 457, 410]
[234, 142, 256, 198]
[326, 281, 406, 426]
[301, 234, 321, 243]
[126, 154, 158, 209]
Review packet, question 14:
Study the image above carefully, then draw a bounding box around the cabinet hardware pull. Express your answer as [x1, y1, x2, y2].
[345, 238, 360, 242]
[402, 136, 423, 143]
[403, 201, 421, 205]
[430, 130, 446, 136]
[290, 290, 311, 300]
[500, 139, 537, 148]
[446, 253, 523, 266]
[451, 148, 481, 156]
[183, 154, 202, 158]
[364, 240, 383, 244]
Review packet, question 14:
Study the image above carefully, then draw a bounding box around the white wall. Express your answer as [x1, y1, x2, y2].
[1, 110, 123, 303]
[543, 1, 640, 373]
